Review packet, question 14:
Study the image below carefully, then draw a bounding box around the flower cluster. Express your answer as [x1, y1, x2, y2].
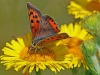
[67, 0, 100, 18]
[67, 0, 100, 75]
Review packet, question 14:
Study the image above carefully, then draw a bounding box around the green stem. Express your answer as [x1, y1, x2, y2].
[35, 69, 41, 75]
[85, 70, 92, 75]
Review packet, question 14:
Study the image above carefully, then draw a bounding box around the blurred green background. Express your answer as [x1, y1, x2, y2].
[0, 0, 74, 75]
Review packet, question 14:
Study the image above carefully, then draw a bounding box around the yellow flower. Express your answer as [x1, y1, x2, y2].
[68, 0, 100, 18]
[0, 33, 69, 73]
[59, 23, 93, 69]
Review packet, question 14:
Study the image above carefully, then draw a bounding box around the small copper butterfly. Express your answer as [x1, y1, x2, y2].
[27, 2, 69, 53]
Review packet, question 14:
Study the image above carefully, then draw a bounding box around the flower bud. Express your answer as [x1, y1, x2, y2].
[81, 13, 100, 37]
[82, 39, 96, 56]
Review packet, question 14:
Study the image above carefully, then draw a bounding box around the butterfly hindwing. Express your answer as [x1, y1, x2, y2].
[27, 2, 42, 38]
[43, 15, 60, 33]
[37, 33, 69, 45]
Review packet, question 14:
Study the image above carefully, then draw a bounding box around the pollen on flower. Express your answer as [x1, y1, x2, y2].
[86, 0, 100, 11]
[65, 37, 84, 59]
[19, 46, 56, 62]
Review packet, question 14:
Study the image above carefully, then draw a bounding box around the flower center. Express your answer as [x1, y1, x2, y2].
[86, 0, 100, 11]
[19, 47, 56, 62]
[66, 37, 84, 59]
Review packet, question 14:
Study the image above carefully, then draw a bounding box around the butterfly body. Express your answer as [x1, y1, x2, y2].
[27, 2, 69, 52]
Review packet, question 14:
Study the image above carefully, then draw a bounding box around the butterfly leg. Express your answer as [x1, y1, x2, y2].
[27, 43, 34, 52]
[34, 48, 46, 61]
[28, 44, 46, 60]
[39, 48, 46, 60]
[28, 47, 39, 61]
[28, 47, 33, 52]
[34, 48, 38, 60]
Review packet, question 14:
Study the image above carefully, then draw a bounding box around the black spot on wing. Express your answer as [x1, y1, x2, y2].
[30, 12, 33, 15]
[51, 37, 54, 39]
[51, 19, 54, 22]
[31, 20, 34, 23]
[27, 2, 42, 17]
[33, 15, 35, 18]
[36, 20, 39, 23]
[33, 15, 38, 18]
[56, 26, 58, 29]
[34, 15, 38, 18]
[54, 22, 56, 25]
[31, 26, 34, 28]
[47, 39, 50, 40]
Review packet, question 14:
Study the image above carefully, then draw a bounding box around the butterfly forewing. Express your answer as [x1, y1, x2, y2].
[27, 2, 42, 38]
[37, 33, 69, 46]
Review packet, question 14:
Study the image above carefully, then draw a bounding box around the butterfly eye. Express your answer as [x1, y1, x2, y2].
[32, 40, 37, 46]
[33, 42, 36, 46]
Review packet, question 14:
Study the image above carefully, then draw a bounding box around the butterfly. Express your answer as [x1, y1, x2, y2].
[27, 2, 69, 53]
